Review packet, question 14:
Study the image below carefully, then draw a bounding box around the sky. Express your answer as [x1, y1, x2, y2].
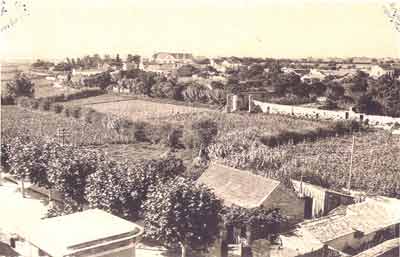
[1, 0, 400, 61]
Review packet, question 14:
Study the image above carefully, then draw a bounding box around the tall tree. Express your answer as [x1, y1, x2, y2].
[143, 177, 222, 257]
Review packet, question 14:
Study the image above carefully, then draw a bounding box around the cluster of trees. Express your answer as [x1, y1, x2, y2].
[353, 73, 400, 117]
[1, 74, 35, 105]
[32, 53, 141, 71]
[0, 135, 287, 257]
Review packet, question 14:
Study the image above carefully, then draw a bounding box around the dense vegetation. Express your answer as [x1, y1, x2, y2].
[209, 130, 400, 198]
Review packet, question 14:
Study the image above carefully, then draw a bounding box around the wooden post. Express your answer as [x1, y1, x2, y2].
[347, 135, 355, 191]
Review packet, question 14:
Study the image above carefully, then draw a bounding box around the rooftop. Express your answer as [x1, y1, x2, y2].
[196, 163, 280, 208]
[301, 197, 400, 243]
[21, 209, 143, 257]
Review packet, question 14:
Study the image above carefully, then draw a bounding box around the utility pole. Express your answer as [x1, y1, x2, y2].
[347, 135, 355, 191]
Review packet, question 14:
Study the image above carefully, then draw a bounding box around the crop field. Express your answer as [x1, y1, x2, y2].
[1, 106, 123, 145]
[212, 130, 400, 198]
[85, 98, 213, 122]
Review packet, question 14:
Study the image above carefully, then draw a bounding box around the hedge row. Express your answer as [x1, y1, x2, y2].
[259, 120, 363, 147]
[1, 95, 15, 105]
[1, 87, 105, 106]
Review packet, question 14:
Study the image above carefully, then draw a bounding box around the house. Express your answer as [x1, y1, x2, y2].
[367, 65, 394, 78]
[301, 197, 400, 255]
[291, 180, 355, 219]
[144, 63, 177, 74]
[301, 69, 326, 84]
[15, 209, 143, 257]
[197, 163, 305, 222]
[352, 237, 399, 257]
[152, 52, 193, 64]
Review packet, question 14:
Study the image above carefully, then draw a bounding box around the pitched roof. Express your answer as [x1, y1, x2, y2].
[153, 52, 193, 60]
[197, 163, 280, 209]
[301, 197, 400, 243]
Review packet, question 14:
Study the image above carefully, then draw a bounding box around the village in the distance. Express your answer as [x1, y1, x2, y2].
[1, 1, 400, 257]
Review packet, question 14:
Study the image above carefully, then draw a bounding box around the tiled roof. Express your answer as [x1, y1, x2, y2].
[301, 197, 400, 243]
[353, 238, 400, 257]
[196, 163, 280, 209]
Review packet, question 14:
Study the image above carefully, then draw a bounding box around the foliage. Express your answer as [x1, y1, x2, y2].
[47, 146, 103, 204]
[46, 199, 82, 218]
[6, 75, 35, 98]
[183, 116, 218, 152]
[143, 177, 222, 254]
[86, 157, 185, 220]
[222, 206, 288, 237]
[177, 65, 199, 77]
[210, 131, 400, 198]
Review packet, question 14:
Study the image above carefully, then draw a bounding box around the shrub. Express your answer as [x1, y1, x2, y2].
[1, 95, 15, 105]
[6, 75, 35, 98]
[132, 121, 149, 142]
[50, 103, 64, 114]
[28, 98, 40, 109]
[183, 116, 218, 152]
[15, 96, 31, 108]
[70, 106, 82, 119]
[158, 124, 182, 148]
[63, 106, 72, 117]
[38, 99, 52, 111]
[81, 108, 97, 123]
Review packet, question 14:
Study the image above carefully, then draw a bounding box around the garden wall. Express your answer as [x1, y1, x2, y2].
[251, 98, 400, 128]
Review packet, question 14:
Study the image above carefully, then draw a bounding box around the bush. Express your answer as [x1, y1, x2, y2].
[183, 116, 218, 152]
[1, 95, 15, 105]
[38, 99, 52, 111]
[158, 124, 182, 148]
[50, 103, 64, 114]
[70, 106, 82, 119]
[6, 75, 35, 98]
[28, 98, 40, 109]
[63, 106, 72, 117]
[132, 122, 149, 142]
[81, 108, 97, 123]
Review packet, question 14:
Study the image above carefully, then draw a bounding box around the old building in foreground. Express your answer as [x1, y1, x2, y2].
[16, 209, 143, 257]
[197, 163, 305, 222]
[300, 196, 400, 256]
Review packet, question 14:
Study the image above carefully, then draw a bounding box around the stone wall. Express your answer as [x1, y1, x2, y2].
[252, 100, 400, 128]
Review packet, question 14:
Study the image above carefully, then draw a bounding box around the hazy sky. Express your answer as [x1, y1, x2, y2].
[1, 0, 399, 60]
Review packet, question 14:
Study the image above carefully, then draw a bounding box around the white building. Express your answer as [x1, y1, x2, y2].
[17, 209, 143, 257]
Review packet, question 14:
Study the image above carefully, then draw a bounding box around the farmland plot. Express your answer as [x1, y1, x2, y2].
[86, 99, 213, 122]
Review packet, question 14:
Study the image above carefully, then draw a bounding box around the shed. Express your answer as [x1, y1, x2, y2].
[197, 163, 305, 222]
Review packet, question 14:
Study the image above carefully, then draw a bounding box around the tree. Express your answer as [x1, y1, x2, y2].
[143, 177, 222, 257]
[6, 137, 51, 197]
[354, 94, 382, 114]
[86, 157, 185, 220]
[47, 146, 102, 206]
[6, 74, 35, 98]
[183, 116, 218, 155]
[177, 65, 198, 77]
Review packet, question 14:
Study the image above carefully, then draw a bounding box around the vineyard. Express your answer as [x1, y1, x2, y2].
[86, 98, 213, 122]
[1, 106, 122, 145]
[210, 130, 400, 198]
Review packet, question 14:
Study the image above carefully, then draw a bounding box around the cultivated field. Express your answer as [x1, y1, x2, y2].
[1, 105, 122, 145]
[85, 98, 213, 122]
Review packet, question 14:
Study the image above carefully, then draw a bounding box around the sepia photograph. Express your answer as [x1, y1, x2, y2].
[1, 0, 400, 256]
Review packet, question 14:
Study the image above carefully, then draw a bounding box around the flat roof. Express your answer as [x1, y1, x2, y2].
[21, 209, 143, 257]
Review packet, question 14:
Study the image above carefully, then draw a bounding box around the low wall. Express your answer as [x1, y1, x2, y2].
[252, 100, 400, 128]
